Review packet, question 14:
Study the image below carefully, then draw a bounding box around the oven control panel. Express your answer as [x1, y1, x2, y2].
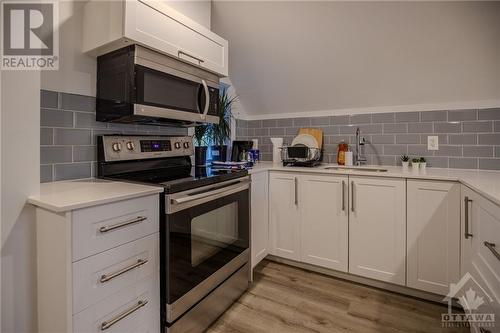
[101, 135, 194, 161]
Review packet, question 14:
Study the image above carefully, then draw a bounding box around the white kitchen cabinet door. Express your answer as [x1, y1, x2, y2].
[269, 172, 301, 261]
[83, 0, 229, 76]
[407, 180, 460, 295]
[461, 186, 500, 320]
[251, 172, 269, 269]
[349, 176, 406, 285]
[300, 174, 349, 272]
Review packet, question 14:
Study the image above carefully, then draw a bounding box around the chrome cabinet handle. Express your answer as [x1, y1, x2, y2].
[178, 50, 205, 64]
[200, 79, 209, 119]
[341, 180, 345, 211]
[99, 216, 147, 233]
[294, 177, 298, 205]
[100, 300, 148, 331]
[351, 181, 355, 212]
[464, 196, 473, 239]
[172, 181, 250, 205]
[100, 259, 148, 283]
[484, 242, 500, 261]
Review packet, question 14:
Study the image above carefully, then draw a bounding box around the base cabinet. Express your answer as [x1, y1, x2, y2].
[251, 172, 269, 269]
[348, 176, 406, 286]
[461, 186, 500, 332]
[300, 174, 348, 272]
[269, 172, 301, 261]
[407, 180, 460, 295]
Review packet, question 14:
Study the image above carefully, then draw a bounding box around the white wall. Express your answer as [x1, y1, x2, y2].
[1, 71, 41, 332]
[212, 1, 500, 118]
[42, 0, 212, 96]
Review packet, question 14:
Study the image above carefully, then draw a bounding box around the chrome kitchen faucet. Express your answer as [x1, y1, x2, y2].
[355, 127, 367, 166]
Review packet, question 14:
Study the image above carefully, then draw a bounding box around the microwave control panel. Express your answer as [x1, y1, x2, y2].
[101, 135, 193, 162]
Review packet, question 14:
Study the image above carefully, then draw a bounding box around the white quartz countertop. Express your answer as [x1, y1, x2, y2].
[28, 179, 164, 213]
[248, 162, 500, 206]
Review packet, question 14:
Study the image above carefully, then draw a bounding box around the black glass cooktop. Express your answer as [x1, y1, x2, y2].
[107, 166, 248, 194]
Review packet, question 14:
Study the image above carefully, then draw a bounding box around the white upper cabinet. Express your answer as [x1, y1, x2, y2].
[300, 174, 348, 272]
[83, 0, 229, 77]
[348, 176, 406, 285]
[251, 172, 269, 269]
[269, 172, 301, 261]
[407, 180, 460, 295]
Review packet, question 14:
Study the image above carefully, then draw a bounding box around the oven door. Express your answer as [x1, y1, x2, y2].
[134, 64, 219, 124]
[164, 177, 250, 323]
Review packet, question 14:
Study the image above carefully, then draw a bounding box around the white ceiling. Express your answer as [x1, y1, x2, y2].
[212, 1, 500, 118]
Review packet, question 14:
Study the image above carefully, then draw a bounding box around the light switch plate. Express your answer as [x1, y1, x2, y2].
[427, 136, 439, 150]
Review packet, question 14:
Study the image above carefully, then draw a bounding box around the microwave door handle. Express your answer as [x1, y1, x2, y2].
[200, 79, 209, 120]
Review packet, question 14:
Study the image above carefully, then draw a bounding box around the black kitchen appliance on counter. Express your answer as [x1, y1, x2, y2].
[231, 140, 253, 162]
[97, 135, 250, 333]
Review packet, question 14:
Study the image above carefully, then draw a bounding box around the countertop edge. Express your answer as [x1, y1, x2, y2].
[28, 187, 164, 213]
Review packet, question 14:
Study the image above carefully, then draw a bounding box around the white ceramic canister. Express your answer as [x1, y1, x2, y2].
[270, 137, 283, 165]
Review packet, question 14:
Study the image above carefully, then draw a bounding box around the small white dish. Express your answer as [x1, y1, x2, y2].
[291, 134, 319, 149]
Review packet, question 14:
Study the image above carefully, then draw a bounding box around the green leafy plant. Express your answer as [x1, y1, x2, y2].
[400, 155, 409, 162]
[194, 125, 209, 147]
[210, 88, 237, 146]
[412, 157, 420, 163]
[419, 157, 426, 163]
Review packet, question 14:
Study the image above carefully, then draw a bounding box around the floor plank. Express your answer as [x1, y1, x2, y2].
[207, 260, 469, 333]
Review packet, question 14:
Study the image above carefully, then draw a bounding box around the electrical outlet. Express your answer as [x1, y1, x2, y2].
[427, 136, 439, 150]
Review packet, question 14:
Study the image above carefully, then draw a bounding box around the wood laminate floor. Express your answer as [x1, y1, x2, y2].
[207, 260, 469, 333]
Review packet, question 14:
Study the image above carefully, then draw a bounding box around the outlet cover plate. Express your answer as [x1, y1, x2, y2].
[427, 136, 439, 150]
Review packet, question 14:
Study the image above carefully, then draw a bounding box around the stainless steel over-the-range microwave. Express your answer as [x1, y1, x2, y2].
[96, 45, 220, 126]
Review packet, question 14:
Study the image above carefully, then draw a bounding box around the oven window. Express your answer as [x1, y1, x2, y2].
[191, 202, 238, 267]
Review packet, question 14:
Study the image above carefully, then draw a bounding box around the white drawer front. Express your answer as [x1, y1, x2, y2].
[72, 195, 159, 261]
[73, 275, 159, 333]
[73, 233, 159, 314]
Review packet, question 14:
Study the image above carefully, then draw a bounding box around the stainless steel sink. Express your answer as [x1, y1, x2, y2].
[323, 166, 388, 172]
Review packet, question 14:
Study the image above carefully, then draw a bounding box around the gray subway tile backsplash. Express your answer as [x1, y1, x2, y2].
[235, 108, 500, 169]
[236, 108, 500, 169]
[449, 157, 478, 169]
[41, 108, 74, 127]
[434, 122, 461, 133]
[448, 109, 477, 121]
[40, 90, 188, 182]
[40, 90, 58, 109]
[54, 163, 92, 181]
[479, 158, 500, 170]
[40, 165, 53, 183]
[60, 93, 96, 112]
[395, 112, 419, 123]
[420, 110, 447, 122]
[54, 128, 92, 145]
[478, 108, 500, 120]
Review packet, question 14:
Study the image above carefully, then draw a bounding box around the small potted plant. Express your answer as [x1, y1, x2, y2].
[411, 157, 420, 169]
[400, 155, 409, 168]
[210, 88, 237, 162]
[419, 157, 427, 169]
[194, 125, 209, 166]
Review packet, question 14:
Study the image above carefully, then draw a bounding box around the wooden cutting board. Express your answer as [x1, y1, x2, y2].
[299, 128, 323, 149]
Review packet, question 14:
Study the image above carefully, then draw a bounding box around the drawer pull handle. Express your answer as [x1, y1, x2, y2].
[100, 259, 148, 283]
[464, 196, 473, 239]
[99, 216, 147, 233]
[100, 300, 148, 331]
[484, 242, 500, 261]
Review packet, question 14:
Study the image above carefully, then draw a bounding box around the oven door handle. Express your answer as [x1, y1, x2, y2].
[171, 181, 250, 205]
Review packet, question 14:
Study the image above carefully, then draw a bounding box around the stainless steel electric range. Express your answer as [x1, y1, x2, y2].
[97, 135, 250, 333]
